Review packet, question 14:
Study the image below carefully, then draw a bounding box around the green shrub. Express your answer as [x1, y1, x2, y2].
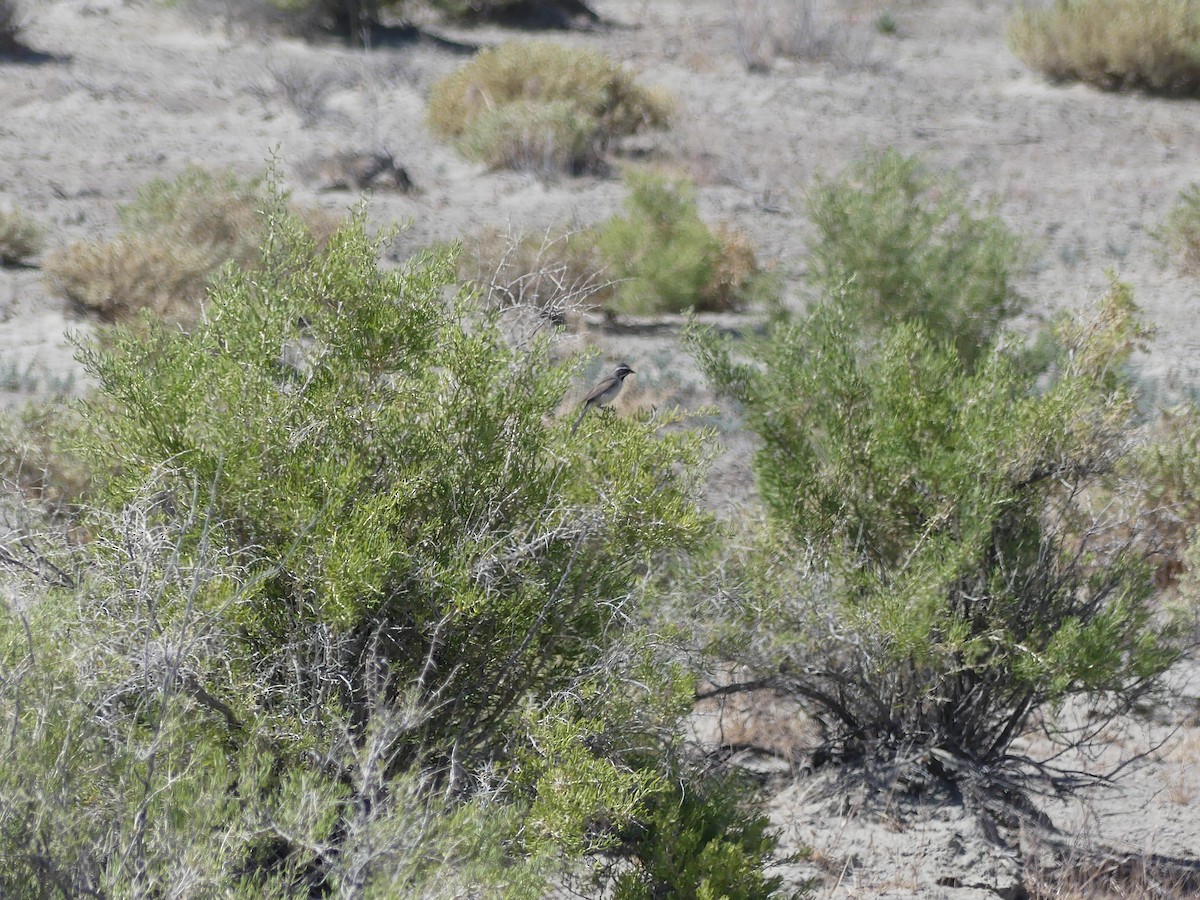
[0, 506, 561, 897]
[597, 171, 763, 315]
[0, 206, 42, 265]
[428, 42, 671, 174]
[807, 149, 1027, 368]
[41, 185, 714, 886]
[687, 278, 1182, 794]
[1157, 183, 1200, 273]
[609, 767, 801, 900]
[44, 167, 337, 325]
[458, 173, 764, 319]
[0, 402, 93, 516]
[1009, 0, 1200, 96]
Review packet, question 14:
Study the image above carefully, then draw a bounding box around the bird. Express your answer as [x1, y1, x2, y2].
[571, 363, 635, 434]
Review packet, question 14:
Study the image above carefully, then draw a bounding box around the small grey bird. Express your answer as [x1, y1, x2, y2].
[571, 363, 635, 434]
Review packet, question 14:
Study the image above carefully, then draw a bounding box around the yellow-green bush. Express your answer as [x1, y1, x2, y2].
[687, 278, 1184, 794]
[1158, 183, 1200, 272]
[597, 171, 763, 315]
[428, 42, 671, 174]
[0, 402, 93, 516]
[44, 167, 337, 324]
[808, 149, 1027, 369]
[0, 206, 42, 265]
[1010, 0, 1200, 95]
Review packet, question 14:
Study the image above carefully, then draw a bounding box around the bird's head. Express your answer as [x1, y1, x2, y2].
[614, 363, 635, 380]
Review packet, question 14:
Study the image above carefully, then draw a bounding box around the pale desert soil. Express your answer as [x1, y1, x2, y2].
[3, 0, 1200, 896]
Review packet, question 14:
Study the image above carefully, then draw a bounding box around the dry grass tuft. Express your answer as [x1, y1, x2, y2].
[1010, 0, 1200, 96]
[0, 206, 43, 265]
[44, 166, 338, 325]
[45, 236, 217, 323]
[427, 41, 671, 175]
[1026, 849, 1200, 899]
[729, 0, 876, 73]
[458, 225, 614, 322]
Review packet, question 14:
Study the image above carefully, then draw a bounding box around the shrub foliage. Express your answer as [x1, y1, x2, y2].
[688, 278, 1182, 791]
[0, 206, 43, 265]
[460, 172, 765, 319]
[1010, 0, 1200, 96]
[0, 189, 742, 894]
[598, 171, 762, 315]
[1157, 182, 1200, 273]
[428, 41, 670, 174]
[808, 149, 1026, 367]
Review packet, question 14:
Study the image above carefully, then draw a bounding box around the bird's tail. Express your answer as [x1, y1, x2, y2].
[570, 405, 588, 435]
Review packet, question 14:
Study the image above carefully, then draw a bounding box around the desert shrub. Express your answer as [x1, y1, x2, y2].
[458, 174, 764, 320]
[0, 206, 42, 265]
[1009, 0, 1200, 96]
[807, 149, 1027, 368]
[597, 171, 763, 315]
[1124, 403, 1200, 588]
[12, 187, 723, 889]
[45, 234, 217, 322]
[43, 166, 336, 325]
[0, 402, 93, 516]
[686, 278, 1183, 797]
[608, 767, 799, 900]
[428, 41, 671, 175]
[1157, 183, 1200, 273]
[0, 495, 563, 897]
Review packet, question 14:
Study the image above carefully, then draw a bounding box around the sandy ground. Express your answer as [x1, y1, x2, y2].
[4, 0, 1200, 895]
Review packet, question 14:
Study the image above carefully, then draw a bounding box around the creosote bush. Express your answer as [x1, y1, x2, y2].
[686, 277, 1184, 797]
[1157, 183, 1200, 273]
[428, 41, 671, 175]
[44, 166, 336, 325]
[808, 149, 1027, 368]
[0, 206, 43, 265]
[597, 171, 764, 315]
[1009, 0, 1200, 96]
[608, 767, 798, 900]
[0, 184, 781, 895]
